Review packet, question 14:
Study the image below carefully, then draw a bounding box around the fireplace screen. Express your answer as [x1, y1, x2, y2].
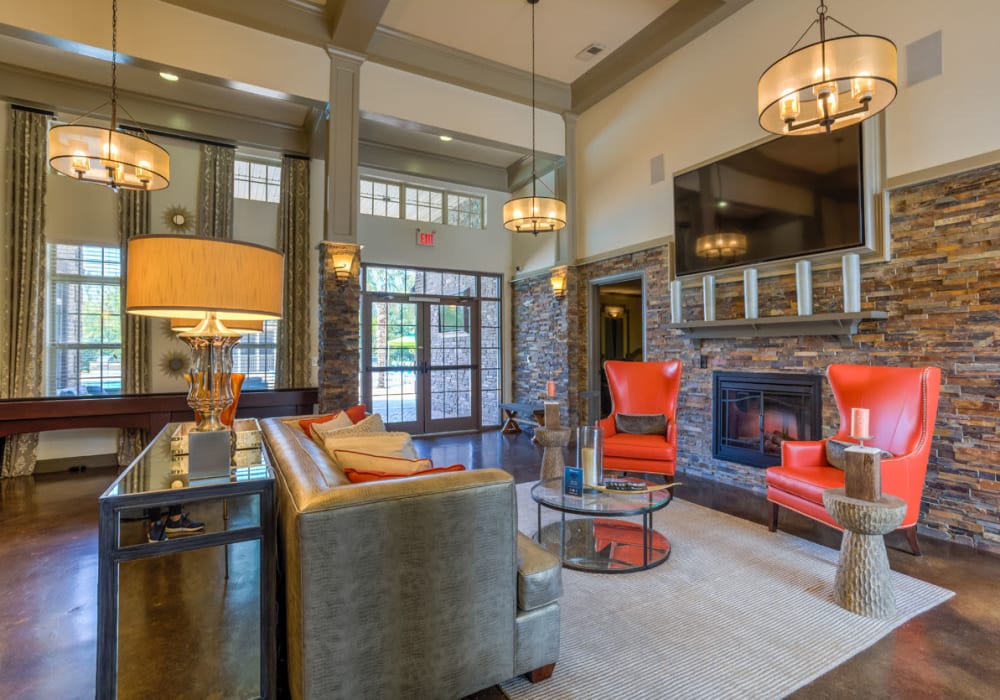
[712, 372, 822, 468]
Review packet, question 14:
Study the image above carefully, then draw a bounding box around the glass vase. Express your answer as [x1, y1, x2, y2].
[577, 426, 604, 490]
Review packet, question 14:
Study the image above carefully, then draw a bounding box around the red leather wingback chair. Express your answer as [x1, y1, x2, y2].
[598, 360, 683, 479]
[766, 364, 941, 555]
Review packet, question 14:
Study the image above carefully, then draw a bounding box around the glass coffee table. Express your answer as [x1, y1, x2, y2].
[531, 477, 672, 573]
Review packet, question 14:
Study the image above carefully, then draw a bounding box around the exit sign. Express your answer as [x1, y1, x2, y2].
[416, 230, 436, 246]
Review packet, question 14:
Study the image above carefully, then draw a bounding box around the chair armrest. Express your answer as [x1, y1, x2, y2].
[516, 532, 562, 611]
[598, 415, 616, 437]
[781, 439, 829, 467]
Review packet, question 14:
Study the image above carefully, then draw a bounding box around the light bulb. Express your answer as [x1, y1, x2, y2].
[779, 92, 800, 123]
[851, 76, 875, 103]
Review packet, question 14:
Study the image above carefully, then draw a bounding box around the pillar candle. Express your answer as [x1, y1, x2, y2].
[850, 407, 870, 438]
[670, 279, 683, 324]
[702, 275, 716, 322]
[546, 380, 556, 398]
[580, 446, 598, 486]
[544, 401, 560, 429]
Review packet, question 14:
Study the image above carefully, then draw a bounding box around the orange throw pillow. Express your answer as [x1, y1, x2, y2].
[344, 404, 368, 423]
[343, 464, 466, 484]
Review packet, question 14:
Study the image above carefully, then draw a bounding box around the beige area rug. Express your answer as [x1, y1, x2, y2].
[502, 482, 953, 700]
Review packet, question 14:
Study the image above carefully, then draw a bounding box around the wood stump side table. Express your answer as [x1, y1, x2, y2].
[534, 427, 571, 481]
[823, 488, 906, 618]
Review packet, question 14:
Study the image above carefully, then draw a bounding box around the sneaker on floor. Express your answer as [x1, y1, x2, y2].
[164, 514, 205, 535]
[147, 520, 167, 543]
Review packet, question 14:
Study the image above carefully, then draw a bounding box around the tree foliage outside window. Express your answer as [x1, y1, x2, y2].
[47, 244, 122, 396]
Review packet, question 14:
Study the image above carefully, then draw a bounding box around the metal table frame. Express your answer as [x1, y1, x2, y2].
[96, 423, 276, 699]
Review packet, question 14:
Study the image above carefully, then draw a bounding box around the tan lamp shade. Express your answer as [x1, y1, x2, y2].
[758, 34, 897, 136]
[503, 196, 567, 234]
[49, 124, 170, 191]
[126, 235, 284, 321]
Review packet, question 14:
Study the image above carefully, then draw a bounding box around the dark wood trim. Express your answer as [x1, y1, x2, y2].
[902, 525, 922, 556]
[527, 663, 556, 683]
[768, 502, 779, 532]
[0, 389, 318, 437]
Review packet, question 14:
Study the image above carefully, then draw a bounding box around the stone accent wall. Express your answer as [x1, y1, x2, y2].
[317, 242, 361, 412]
[512, 163, 1000, 551]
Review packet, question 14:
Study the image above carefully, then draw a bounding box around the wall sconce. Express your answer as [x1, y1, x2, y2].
[605, 305, 625, 319]
[327, 245, 360, 283]
[550, 268, 567, 299]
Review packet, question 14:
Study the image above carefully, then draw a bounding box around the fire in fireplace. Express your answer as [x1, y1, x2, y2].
[712, 371, 822, 468]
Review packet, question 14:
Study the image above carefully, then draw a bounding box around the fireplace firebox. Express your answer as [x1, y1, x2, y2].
[712, 371, 822, 468]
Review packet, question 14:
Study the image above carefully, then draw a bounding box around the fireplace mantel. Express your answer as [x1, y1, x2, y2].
[666, 310, 887, 341]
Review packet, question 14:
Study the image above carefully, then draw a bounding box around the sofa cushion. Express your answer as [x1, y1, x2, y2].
[297, 410, 353, 436]
[310, 413, 386, 446]
[765, 464, 845, 503]
[614, 413, 667, 435]
[604, 432, 675, 461]
[296, 404, 367, 434]
[334, 449, 433, 475]
[516, 532, 563, 611]
[317, 431, 418, 463]
[344, 463, 466, 483]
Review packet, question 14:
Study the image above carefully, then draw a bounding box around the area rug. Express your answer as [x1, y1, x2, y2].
[502, 482, 953, 700]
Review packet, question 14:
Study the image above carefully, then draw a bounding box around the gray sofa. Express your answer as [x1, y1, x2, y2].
[260, 417, 562, 699]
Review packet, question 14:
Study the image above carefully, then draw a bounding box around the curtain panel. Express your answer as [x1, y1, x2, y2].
[1, 107, 48, 477]
[276, 155, 311, 388]
[197, 143, 235, 239]
[117, 190, 152, 466]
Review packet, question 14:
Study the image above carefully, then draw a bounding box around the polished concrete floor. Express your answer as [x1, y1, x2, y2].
[1, 430, 998, 699]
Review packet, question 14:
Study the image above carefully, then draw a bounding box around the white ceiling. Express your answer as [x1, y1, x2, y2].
[381, 0, 681, 83]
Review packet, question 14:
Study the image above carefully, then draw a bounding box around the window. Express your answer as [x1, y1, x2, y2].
[405, 186, 443, 224]
[437, 304, 471, 334]
[360, 178, 400, 217]
[232, 320, 278, 390]
[47, 244, 122, 396]
[360, 177, 485, 229]
[447, 194, 484, 229]
[235, 159, 281, 203]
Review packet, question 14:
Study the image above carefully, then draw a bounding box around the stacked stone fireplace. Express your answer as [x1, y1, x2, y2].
[712, 371, 822, 468]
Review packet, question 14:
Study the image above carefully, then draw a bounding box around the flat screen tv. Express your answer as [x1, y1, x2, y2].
[673, 123, 864, 277]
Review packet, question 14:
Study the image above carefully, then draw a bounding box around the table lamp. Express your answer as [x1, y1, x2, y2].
[126, 235, 284, 433]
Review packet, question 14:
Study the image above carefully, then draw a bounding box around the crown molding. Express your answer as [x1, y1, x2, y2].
[366, 27, 571, 113]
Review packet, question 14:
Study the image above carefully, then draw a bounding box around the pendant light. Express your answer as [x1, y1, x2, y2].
[48, 0, 170, 191]
[503, 0, 567, 234]
[758, 2, 897, 136]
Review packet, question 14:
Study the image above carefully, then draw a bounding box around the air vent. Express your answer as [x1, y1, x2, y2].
[575, 43, 606, 62]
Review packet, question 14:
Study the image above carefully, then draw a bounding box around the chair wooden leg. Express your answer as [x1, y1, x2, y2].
[902, 525, 922, 556]
[768, 502, 779, 532]
[526, 663, 555, 683]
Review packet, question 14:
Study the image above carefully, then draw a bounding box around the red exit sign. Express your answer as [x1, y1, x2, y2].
[416, 230, 435, 246]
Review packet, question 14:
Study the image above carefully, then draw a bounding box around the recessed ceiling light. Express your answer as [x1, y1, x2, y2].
[159, 72, 180, 82]
[439, 135, 453, 142]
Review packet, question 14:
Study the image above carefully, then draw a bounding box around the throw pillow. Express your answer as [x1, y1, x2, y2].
[310, 413, 387, 445]
[615, 413, 668, 435]
[297, 410, 353, 435]
[317, 432, 419, 462]
[343, 463, 466, 484]
[334, 449, 433, 475]
[825, 438, 893, 470]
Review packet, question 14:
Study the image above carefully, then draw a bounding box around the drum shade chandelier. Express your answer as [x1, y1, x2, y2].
[757, 2, 897, 136]
[48, 0, 170, 191]
[503, 0, 567, 234]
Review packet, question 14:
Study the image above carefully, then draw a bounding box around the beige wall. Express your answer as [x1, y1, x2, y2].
[575, 0, 1000, 260]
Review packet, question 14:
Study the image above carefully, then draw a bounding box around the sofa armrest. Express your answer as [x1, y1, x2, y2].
[781, 439, 829, 467]
[516, 532, 562, 611]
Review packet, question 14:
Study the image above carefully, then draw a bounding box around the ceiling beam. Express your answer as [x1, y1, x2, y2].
[571, 0, 756, 113]
[366, 27, 571, 113]
[359, 140, 509, 193]
[160, 0, 330, 47]
[326, 0, 392, 54]
[0, 62, 309, 154]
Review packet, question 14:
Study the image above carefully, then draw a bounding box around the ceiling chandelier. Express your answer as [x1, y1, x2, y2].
[757, 2, 897, 136]
[503, 0, 567, 234]
[48, 0, 170, 191]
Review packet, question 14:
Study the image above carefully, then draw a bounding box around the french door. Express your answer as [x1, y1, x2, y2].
[363, 297, 479, 433]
